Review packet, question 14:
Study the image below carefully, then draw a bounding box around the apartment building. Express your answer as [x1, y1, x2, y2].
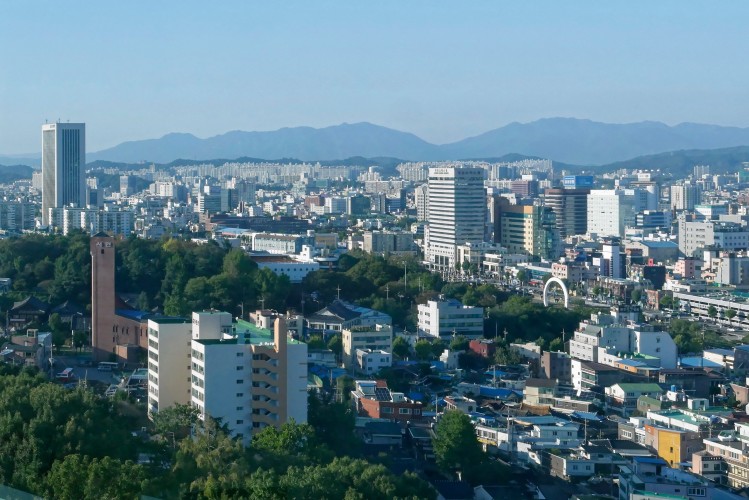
[149, 310, 311, 446]
[147, 317, 192, 418]
[417, 298, 484, 340]
[342, 323, 392, 370]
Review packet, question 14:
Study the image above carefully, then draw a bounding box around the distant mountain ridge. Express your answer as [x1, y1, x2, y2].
[82, 118, 749, 165]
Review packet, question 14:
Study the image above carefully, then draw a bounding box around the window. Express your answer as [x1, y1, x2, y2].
[236, 420, 244, 425]
[236, 366, 244, 371]
[236, 379, 244, 384]
[237, 406, 243, 411]
[399, 408, 410, 414]
[236, 393, 243, 397]
[381, 407, 393, 414]
[236, 352, 244, 357]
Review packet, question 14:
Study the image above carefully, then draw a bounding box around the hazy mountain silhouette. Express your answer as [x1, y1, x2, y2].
[18, 118, 749, 165]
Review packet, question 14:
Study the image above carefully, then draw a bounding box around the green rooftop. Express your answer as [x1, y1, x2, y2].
[149, 317, 190, 324]
[614, 383, 663, 392]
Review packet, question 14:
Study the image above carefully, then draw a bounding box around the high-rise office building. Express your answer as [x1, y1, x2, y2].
[587, 189, 647, 238]
[425, 166, 485, 271]
[42, 123, 86, 226]
[544, 188, 590, 238]
[494, 197, 559, 260]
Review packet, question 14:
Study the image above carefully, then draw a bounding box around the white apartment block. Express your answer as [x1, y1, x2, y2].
[342, 323, 393, 369]
[147, 318, 193, 418]
[417, 298, 484, 340]
[356, 349, 391, 374]
[190, 311, 307, 445]
[568, 308, 677, 369]
[425, 166, 486, 271]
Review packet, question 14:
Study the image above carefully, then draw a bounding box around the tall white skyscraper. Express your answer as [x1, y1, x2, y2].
[42, 122, 86, 226]
[425, 166, 485, 271]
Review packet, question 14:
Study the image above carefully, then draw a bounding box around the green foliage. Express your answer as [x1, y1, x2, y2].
[708, 305, 718, 318]
[494, 345, 523, 366]
[327, 334, 343, 359]
[0, 366, 139, 495]
[391, 336, 411, 359]
[449, 335, 470, 352]
[433, 411, 485, 480]
[307, 391, 358, 456]
[151, 403, 199, 439]
[45, 455, 148, 500]
[414, 339, 435, 360]
[669, 319, 703, 353]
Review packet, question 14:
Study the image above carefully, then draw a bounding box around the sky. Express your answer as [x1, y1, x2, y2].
[1, 1, 749, 154]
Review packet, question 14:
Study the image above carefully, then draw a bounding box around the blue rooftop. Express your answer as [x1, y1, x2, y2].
[633, 457, 668, 465]
[640, 241, 678, 248]
[679, 357, 723, 369]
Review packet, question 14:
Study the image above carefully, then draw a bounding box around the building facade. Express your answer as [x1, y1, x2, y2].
[425, 166, 486, 271]
[42, 122, 86, 226]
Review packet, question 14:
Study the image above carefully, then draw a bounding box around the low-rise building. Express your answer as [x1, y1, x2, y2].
[342, 323, 392, 370]
[605, 383, 663, 416]
[351, 380, 423, 422]
[417, 298, 484, 340]
[355, 349, 391, 375]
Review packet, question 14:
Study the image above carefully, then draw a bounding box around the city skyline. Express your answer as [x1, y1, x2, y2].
[2, 2, 749, 153]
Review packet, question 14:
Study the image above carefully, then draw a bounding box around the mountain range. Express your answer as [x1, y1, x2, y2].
[80, 118, 749, 166]
[6, 118, 749, 168]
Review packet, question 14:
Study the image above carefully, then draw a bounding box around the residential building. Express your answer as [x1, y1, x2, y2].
[425, 165, 486, 271]
[417, 298, 484, 340]
[355, 349, 391, 375]
[351, 380, 423, 422]
[605, 383, 663, 416]
[42, 122, 86, 226]
[671, 182, 702, 211]
[342, 324, 393, 369]
[147, 317, 192, 418]
[524, 378, 557, 407]
[540, 351, 572, 383]
[190, 312, 308, 445]
[619, 456, 740, 500]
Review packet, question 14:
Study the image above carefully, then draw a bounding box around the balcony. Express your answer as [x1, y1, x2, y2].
[252, 359, 278, 372]
[252, 372, 278, 385]
[252, 386, 278, 399]
[252, 412, 279, 426]
[252, 398, 278, 412]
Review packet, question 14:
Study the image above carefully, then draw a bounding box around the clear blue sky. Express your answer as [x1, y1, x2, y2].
[1, 1, 748, 153]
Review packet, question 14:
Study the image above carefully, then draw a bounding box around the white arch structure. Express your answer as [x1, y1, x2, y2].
[543, 277, 569, 309]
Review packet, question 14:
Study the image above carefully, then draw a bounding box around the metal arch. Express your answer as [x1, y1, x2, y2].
[543, 277, 569, 309]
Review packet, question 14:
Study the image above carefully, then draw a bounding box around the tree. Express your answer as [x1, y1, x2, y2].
[549, 337, 564, 352]
[708, 305, 718, 319]
[516, 270, 527, 284]
[494, 346, 522, 366]
[449, 335, 469, 352]
[631, 288, 642, 304]
[725, 309, 737, 321]
[431, 338, 446, 358]
[152, 403, 200, 440]
[391, 336, 411, 359]
[414, 339, 434, 360]
[542, 273, 553, 284]
[433, 410, 485, 478]
[327, 334, 342, 362]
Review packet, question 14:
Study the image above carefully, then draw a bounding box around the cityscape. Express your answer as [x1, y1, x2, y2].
[3, 2, 749, 500]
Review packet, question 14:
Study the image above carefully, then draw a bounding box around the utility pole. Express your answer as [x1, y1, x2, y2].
[404, 262, 408, 289]
[259, 297, 265, 310]
[336, 285, 341, 300]
[385, 284, 389, 301]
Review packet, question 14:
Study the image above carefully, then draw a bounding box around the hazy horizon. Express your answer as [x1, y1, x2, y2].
[2, 1, 749, 153]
